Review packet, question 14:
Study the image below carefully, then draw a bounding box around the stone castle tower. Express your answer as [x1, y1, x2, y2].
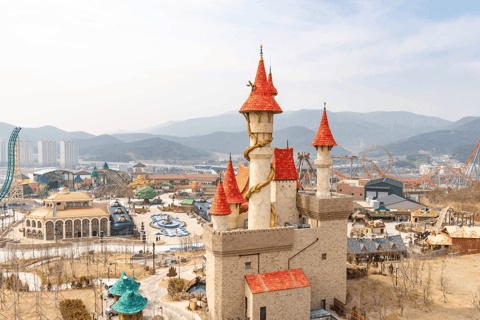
[204, 46, 353, 320]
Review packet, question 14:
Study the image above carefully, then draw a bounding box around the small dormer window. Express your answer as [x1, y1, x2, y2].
[83, 202, 88, 206]
[75, 202, 81, 207]
[67, 202, 73, 207]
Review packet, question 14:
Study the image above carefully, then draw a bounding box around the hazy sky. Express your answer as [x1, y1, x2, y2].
[1, 0, 480, 135]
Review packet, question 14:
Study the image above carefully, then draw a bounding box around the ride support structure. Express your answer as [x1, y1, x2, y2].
[0, 127, 24, 205]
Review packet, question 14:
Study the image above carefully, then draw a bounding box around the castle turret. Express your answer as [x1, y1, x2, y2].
[209, 182, 231, 231]
[271, 146, 300, 226]
[268, 66, 278, 97]
[223, 156, 246, 229]
[311, 103, 337, 198]
[239, 45, 283, 229]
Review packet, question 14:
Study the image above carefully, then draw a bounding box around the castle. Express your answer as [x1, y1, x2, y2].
[204, 46, 353, 320]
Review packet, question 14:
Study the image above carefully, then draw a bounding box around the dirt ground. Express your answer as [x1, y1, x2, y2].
[347, 254, 480, 319]
[0, 288, 101, 319]
[28, 252, 159, 285]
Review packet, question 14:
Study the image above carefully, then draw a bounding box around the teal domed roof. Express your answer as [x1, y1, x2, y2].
[112, 290, 147, 315]
[109, 271, 140, 297]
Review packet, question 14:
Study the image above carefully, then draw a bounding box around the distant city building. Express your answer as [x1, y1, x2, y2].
[60, 140, 78, 168]
[38, 140, 57, 166]
[20, 140, 34, 166]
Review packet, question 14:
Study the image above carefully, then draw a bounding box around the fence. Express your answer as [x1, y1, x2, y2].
[351, 306, 369, 320]
[331, 298, 345, 317]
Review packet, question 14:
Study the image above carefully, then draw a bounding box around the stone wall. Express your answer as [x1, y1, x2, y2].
[271, 180, 299, 227]
[245, 283, 311, 320]
[205, 218, 349, 318]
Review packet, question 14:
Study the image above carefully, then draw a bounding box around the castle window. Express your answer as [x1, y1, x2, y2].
[322, 253, 327, 260]
[75, 202, 81, 207]
[245, 262, 251, 270]
[83, 202, 88, 206]
[260, 307, 266, 320]
[67, 202, 73, 207]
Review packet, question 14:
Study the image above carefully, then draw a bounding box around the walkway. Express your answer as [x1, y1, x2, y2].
[137, 265, 201, 320]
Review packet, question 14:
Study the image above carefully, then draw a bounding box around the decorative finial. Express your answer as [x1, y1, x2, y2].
[324, 101, 326, 111]
[260, 44, 263, 61]
[287, 139, 289, 148]
[229, 152, 232, 161]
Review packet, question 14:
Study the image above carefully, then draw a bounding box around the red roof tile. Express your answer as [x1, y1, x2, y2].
[209, 182, 232, 216]
[311, 107, 337, 147]
[223, 160, 246, 204]
[236, 163, 250, 194]
[239, 47, 283, 114]
[240, 202, 249, 213]
[297, 182, 303, 189]
[272, 148, 299, 181]
[245, 269, 310, 294]
[268, 67, 278, 96]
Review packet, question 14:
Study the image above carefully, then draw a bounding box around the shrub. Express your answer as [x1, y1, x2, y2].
[59, 299, 90, 320]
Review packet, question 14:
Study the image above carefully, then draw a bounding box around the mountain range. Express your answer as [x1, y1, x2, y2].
[1, 110, 478, 162]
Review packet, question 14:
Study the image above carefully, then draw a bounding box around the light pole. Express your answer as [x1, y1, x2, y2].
[152, 242, 156, 274]
[159, 306, 163, 317]
[99, 278, 104, 317]
[395, 265, 399, 287]
[91, 310, 96, 320]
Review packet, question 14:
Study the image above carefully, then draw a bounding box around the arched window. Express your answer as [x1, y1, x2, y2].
[37, 221, 42, 228]
[46, 221, 54, 230]
[32, 221, 36, 228]
[37, 231, 43, 238]
[67, 202, 73, 207]
[83, 202, 88, 206]
[26, 220, 30, 227]
[75, 202, 81, 207]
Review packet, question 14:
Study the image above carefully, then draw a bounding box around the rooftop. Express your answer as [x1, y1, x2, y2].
[236, 163, 250, 194]
[46, 188, 92, 201]
[365, 177, 404, 189]
[272, 147, 299, 181]
[347, 235, 406, 255]
[311, 105, 337, 147]
[246, 269, 310, 294]
[239, 46, 283, 114]
[223, 160, 246, 204]
[209, 182, 231, 216]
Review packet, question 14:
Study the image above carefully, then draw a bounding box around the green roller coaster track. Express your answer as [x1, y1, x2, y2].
[0, 127, 21, 202]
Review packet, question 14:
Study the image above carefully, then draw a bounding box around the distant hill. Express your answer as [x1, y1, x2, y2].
[111, 133, 157, 143]
[142, 110, 451, 153]
[80, 137, 211, 162]
[0, 122, 94, 145]
[383, 118, 480, 157]
[77, 134, 124, 150]
[445, 116, 480, 130]
[155, 126, 350, 156]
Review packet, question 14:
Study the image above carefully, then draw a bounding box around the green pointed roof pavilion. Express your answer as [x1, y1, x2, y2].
[109, 271, 141, 296]
[103, 162, 109, 169]
[112, 290, 147, 315]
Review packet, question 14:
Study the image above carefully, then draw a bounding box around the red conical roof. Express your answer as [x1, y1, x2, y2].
[311, 105, 337, 147]
[223, 160, 246, 204]
[209, 182, 232, 216]
[272, 148, 299, 181]
[239, 46, 283, 114]
[268, 67, 278, 96]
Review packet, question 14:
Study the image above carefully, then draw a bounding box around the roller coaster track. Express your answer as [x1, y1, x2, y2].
[330, 139, 480, 189]
[0, 127, 21, 202]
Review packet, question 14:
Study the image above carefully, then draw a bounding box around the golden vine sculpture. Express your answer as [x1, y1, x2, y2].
[243, 113, 276, 227]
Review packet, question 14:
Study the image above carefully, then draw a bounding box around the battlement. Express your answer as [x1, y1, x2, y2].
[296, 192, 352, 221]
[204, 224, 294, 256]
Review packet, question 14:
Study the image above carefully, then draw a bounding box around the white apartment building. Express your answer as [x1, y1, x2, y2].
[38, 140, 57, 166]
[20, 140, 34, 166]
[60, 140, 78, 168]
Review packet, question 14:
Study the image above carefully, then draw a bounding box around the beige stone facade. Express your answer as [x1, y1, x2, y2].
[271, 180, 299, 227]
[315, 147, 332, 199]
[204, 193, 352, 320]
[245, 283, 311, 320]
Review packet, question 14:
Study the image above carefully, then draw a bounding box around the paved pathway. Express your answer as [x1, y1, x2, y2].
[137, 265, 201, 320]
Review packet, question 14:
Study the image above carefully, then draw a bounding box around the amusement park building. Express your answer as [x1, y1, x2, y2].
[364, 177, 403, 200]
[204, 46, 352, 320]
[24, 187, 110, 240]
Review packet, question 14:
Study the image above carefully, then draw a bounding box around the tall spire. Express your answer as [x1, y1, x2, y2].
[239, 46, 283, 114]
[223, 159, 246, 204]
[311, 102, 337, 147]
[209, 182, 232, 215]
[268, 66, 278, 97]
